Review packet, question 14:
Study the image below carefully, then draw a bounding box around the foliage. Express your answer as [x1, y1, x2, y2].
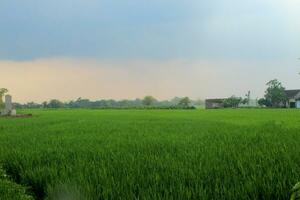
[1, 109, 300, 199]
[178, 97, 191, 107]
[223, 96, 243, 108]
[258, 98, 271, 107]
[13, 97, 202, 109]
[142, 96, 157, 106]
[264, 79, 287, 108]
[0, 166, 33, 199]
[46, 99, 64, 108]
[42, 101, 48, 108]
[0, 88, 8, 97]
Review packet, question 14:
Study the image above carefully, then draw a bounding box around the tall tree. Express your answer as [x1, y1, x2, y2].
[42, 101, 48, 108]
[142, 96, 157, 106]
[178, 97, 191, 107]
[264, 79, 287, 108]
[47, 99, 64, 108]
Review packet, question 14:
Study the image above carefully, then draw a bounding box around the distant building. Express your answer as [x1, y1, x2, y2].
[285, 90, 300, 108]
[205, 99, 226, 109]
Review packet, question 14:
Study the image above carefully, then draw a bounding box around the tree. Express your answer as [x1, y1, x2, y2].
[0, 88, 8, 109]
[258, 98, 271, 107]
[258, 98, 265, 107]
[264, 79, 287, 108]
[223, 96, 242, 108]
[0, 88, 8, 97]
[42, 101, 48, 108]
[178, 97, 191, 107]
[47, 99, 64, 108]
[142, 96, 157, 106]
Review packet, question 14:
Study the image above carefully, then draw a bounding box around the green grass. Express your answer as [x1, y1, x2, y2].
[0, 109, 300, 199]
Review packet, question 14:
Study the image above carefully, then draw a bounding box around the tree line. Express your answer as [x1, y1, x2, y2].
[10, 96, 203, 109]
[1, 78, 291, 110]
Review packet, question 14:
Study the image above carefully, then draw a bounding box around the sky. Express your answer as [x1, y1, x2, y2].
[0, 0, 300, 102]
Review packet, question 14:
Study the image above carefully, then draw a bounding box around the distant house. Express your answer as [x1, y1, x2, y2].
[285, 90, 300, 108]
[205, 99, 226, 109]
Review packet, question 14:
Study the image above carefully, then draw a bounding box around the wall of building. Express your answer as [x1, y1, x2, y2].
[297, 101, 300, 109]
[205, 101, 224, 109]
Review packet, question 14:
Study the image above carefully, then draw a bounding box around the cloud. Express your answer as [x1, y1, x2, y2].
[1, 0, 299, 61]
[1, 58, 299, 103]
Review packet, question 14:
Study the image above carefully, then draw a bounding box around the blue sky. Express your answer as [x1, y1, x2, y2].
[1, 0, 299, 61]
[0, 0, 300, 102]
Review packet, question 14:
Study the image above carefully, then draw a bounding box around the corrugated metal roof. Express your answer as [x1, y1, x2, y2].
[285, 90, 300, 98]
[205, 99, 226, 103]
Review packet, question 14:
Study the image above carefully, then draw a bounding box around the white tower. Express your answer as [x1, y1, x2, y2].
[1, 95, 16, 116]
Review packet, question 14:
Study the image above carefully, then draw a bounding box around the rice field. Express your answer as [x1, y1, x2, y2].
[1, 109, 300, 200]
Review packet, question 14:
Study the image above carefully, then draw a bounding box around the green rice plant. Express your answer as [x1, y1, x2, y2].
[0, 166, 33, 200]
[0, 109, 300, 199]
[291, 182, 300, 200]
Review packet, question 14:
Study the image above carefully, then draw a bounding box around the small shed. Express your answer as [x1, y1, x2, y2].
[285, 90, 300, 108]
[205, 99, 226, 109]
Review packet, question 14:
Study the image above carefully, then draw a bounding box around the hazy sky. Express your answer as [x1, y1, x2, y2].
[1, 0, 300, 102]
